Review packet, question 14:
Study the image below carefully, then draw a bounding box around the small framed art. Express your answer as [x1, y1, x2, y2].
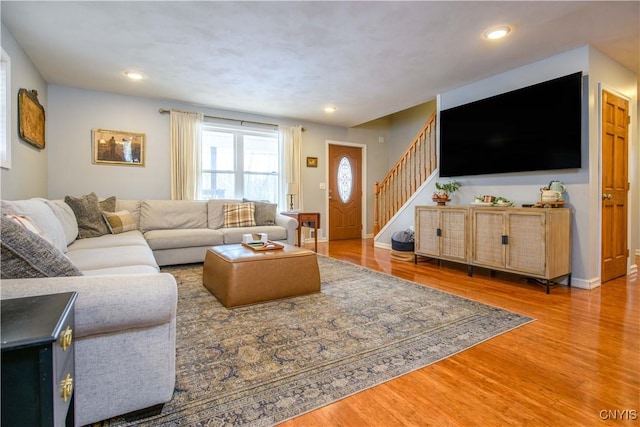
[306, 156, 318, 167]
[18, 88, 45, 149]
[92, 129, 145, 166]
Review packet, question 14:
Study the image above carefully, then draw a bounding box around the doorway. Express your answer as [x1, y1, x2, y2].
[328, 143, 363, 240]
[601, 89, 630, 282]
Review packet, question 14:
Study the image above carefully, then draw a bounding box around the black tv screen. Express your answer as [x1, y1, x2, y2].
[439, 72, 582, 177]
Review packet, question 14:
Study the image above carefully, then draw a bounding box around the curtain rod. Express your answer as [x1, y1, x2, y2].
[158, 108, 305, 131]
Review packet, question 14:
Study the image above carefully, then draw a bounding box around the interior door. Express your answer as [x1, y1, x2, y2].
[601, 90, 629, 282]
[328, 144, 362, 240]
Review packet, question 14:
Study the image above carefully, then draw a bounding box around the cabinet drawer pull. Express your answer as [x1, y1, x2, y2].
[60, 373, 73, 402]
[60, 326, 73, 351]
[436, 228, 442, 237]
[501, 235, 509, 245]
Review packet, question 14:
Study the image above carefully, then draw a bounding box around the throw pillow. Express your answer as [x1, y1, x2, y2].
[243, 198, 277, 226]
[64, 192, 111, 238]
[222, 202, 256, 228]
[4, 213, 47, 238]
[100, 196, 116, 213]
[102, 210, 137, 234]
[0, 215, 82, 279]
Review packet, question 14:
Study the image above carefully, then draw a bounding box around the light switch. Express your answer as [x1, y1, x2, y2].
[319, 182, 326, 190]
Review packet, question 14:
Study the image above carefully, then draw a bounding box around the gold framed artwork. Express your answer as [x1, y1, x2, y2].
[18, 89, 45, 149]
[306, 156, 318, 167]
[92, 129, 145, 166]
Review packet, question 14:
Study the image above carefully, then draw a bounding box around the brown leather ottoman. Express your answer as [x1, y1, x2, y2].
[203, 243, 320, 308]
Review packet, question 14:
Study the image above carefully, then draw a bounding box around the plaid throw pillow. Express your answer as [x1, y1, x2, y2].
[222, 202, 256, 228]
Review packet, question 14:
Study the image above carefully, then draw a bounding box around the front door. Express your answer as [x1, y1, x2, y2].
[601, 90, 629, 282]
[328, 144, 362, 240]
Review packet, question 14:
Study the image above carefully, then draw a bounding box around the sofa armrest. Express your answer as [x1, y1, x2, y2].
[276, 213, 298, 245]
[0, 273, 177, 339]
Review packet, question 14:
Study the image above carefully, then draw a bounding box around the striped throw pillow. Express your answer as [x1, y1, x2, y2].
[102, 210, 137, 234]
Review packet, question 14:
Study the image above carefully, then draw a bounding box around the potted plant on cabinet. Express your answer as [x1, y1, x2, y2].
[432, 180, 461, 205]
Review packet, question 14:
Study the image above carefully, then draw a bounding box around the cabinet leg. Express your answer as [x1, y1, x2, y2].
[468, 265, 473, 277]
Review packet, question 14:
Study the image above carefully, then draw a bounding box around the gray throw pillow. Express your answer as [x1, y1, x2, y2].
[64, 192, 114, 238]
[243, 198, 277, 226]
[1, 215, 82, 279]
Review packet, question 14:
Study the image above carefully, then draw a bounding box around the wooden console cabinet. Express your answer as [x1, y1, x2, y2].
[415, 206, 572, 293]
[415, 206, 469, 265]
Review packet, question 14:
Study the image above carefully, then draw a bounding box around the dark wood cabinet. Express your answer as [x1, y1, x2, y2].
[1, 292, 77, 427]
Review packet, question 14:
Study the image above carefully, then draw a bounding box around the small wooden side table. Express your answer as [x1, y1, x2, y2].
[1, 292, 77, 427]
[281, 211, 320, 252]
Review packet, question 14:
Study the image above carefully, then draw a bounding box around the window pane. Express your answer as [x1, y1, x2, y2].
[202, 131, 234, 171]
[201, 172, 235, 199]
[244, 173, 278, 202]
[244, 134, 278, 173]
[338, 156, 353, 203]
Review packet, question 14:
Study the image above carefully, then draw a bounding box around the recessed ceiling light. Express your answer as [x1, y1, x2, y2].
[484, 25, 511, 40]
[124, 71, 144, 80]
[324, 106, 337, 113]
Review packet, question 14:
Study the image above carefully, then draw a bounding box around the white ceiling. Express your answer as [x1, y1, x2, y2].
[1, 1, 638, 127]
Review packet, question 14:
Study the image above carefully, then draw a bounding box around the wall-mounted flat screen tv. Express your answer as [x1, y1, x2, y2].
[439, 71, 582, 177]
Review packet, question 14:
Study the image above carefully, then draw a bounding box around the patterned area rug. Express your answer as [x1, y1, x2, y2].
[103, 255, 533, 426]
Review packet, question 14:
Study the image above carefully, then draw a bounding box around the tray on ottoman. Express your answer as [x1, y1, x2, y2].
[203, 243, 320, 308]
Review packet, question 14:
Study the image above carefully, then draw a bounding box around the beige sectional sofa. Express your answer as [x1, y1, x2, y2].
[0, 195, 297, 425]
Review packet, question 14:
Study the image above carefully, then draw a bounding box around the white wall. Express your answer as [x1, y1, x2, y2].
[44, 86, 390, 236]
[0, 23, 48, 200]
[376, 45, 638, 287]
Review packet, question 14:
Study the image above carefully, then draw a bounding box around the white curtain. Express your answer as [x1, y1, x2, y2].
[170, 110, 203, 200]
[279, 125, 302, 210]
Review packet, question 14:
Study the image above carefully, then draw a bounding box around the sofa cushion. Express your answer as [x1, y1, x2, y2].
[64, 192, 113, 239]
[140, 200, 208, 232]
[207, 199, 242, 229]
[1, 198, 68, 253]
[46, 200, 79, 245]
[103, 210, 137, 234]
[223, 202, 256, 228]
[243, 198, 277, 226]
[67, 230, 149, 251]
[144, 228, 224, 250]
[65, 245, 159, 272]
[220, 225, 287, 244]
[0, 215, 82, 279]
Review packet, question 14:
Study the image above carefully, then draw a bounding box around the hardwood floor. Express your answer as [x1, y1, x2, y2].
[280, 239, 639, 427]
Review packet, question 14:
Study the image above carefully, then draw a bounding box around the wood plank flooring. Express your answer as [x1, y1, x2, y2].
[279, 239, 639, 427]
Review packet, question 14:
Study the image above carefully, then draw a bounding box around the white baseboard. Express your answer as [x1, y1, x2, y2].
[374, 241, 391, 250]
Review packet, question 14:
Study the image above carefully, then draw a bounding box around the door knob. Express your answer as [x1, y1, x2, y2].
[602, 193, 612, 200]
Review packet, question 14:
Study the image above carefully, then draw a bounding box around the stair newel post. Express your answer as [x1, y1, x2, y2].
[373, 181, 380, 235]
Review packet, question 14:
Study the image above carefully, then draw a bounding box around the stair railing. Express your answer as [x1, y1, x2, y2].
[373, 113, 437, 235]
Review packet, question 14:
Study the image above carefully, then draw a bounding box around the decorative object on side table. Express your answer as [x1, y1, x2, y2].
[286, 183, 298, 210]
[432, 180, 461, 205]
[18, 88, 46, 149]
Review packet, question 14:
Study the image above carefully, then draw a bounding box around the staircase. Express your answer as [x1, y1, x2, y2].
[373, 113, 437, 235]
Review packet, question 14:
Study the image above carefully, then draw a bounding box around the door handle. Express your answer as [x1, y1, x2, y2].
[602, 193, 612, 200]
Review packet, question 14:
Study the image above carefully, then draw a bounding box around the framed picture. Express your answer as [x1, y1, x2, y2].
[92, 129, 145, 166]
[18, 88, 45, 149]
[306, 156, 318, 168]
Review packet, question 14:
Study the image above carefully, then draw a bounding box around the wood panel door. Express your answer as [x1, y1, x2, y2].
[601, 90, 629, 282]
[328, 144, 362, 240]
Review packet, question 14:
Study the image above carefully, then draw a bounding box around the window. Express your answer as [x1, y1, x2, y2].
[199, 124, 280, 203]
[1, 48, 10, 169]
